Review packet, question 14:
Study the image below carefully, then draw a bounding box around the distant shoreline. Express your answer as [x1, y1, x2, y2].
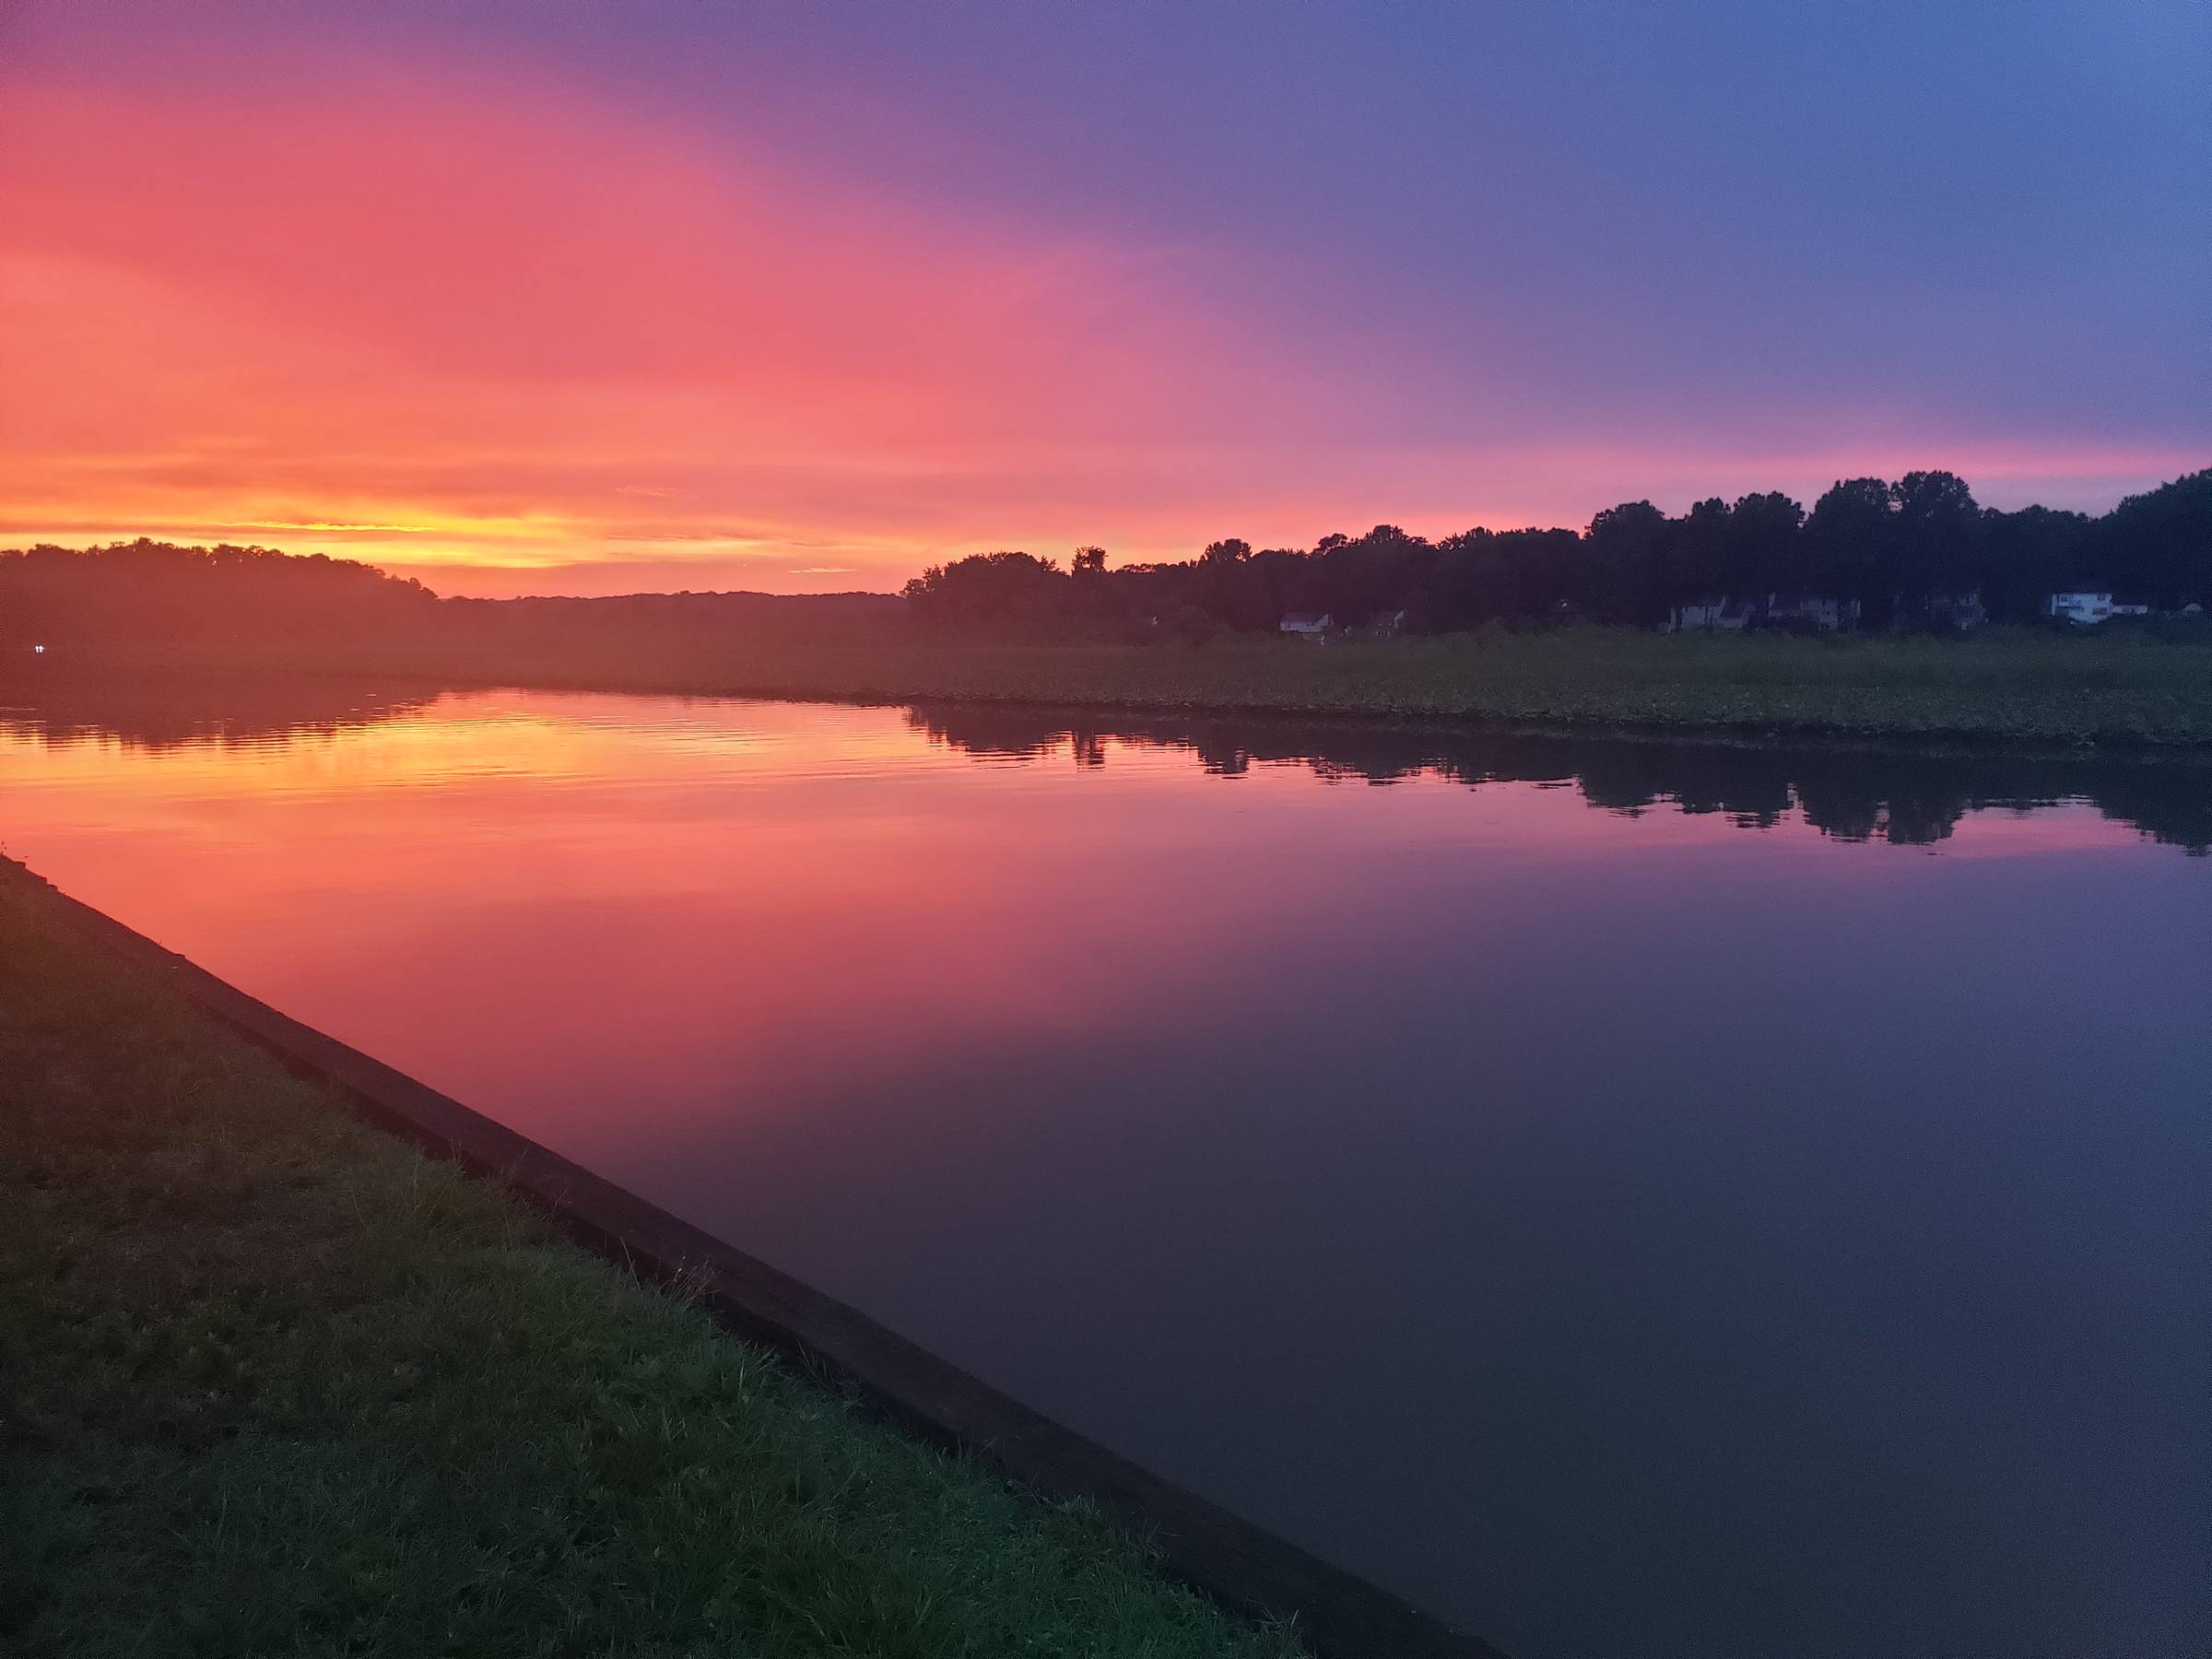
[21, 627, 2212, 750]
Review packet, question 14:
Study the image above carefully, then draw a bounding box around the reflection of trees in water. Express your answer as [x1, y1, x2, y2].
[0, 672, 445, 753]
[907, 703, 2212, 855]
[6, 674, 2203, 857]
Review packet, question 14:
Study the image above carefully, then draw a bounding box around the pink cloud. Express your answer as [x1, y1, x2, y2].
[0, 58, 1325, 587]
[0, 31, 2194, 594]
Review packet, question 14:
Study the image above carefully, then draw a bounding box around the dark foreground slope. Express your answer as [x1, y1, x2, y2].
[0, 865, 1303, 1659]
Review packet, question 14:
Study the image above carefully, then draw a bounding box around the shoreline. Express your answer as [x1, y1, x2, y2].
[0, 854, 1498, 1659]
[16, 628, 2212, 751]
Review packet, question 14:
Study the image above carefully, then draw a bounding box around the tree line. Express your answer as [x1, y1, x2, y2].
[0, 539, 441, 645]
[901, 467, 2211, 638]
[4, 465, 2205, 649]
[0, 541, 905, 650]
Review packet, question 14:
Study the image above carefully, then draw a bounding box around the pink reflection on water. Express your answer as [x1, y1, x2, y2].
[3, 686, 2205, 1658]
[0, 688, 2159, 1160]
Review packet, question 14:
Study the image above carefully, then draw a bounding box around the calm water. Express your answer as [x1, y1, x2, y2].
[4, 676, 2206, 1659]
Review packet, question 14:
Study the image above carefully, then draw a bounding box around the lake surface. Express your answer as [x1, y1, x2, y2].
[3, 674, 2206, 1659]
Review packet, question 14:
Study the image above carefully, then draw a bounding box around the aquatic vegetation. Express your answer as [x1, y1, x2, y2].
[259, 625, 2212, 748]
[19, 622, 2212, 753]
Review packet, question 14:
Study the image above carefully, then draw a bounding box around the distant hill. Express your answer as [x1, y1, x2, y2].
[449, 588, 906, 646]
[0, 540, 439, 647]
[0, 541, 903, 651]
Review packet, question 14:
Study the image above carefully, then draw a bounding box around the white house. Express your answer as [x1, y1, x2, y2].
[2048, 592, 2117, 624]
[1767, 594, 1863, 632]
[1667, 594, 1855, 632]
[1278, 612, 1333, 641]
[1666, 596, 1762, 631]
[1666, 597, 1730, 631]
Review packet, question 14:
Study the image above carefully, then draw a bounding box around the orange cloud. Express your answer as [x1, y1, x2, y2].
[0, 63, 1333, 589]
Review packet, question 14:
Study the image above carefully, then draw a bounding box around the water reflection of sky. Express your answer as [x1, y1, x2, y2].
[3, 682, 2206, 1659]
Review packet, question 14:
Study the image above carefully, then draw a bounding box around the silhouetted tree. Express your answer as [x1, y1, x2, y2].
[1890, 470, 1982, 609]
[1665, 498, 1732, 606]
[1582, 501, 1672, 623]
[1726, 492, 1807, 597]
[2098, 468, 2212, 607]
[1806, 478, 1900, 620]
[1978, 504, 2091, 621]
[900, 550, 1077, 633]
[0, 539, 439, 647]
[17, 466, 2207, 654]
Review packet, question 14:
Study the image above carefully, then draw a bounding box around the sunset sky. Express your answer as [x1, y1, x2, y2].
[4, 1, 2206, 596]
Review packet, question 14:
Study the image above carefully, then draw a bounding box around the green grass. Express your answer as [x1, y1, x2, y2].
[75, 623, 2212, 747]
[0, 867, 1304, 1659]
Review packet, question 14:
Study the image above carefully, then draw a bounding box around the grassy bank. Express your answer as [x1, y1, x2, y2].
[58, 624, 2212, 747]
[0, 865, 1301, 1659]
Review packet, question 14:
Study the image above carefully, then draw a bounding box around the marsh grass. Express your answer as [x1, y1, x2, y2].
[60, 624, 2212, 747]
[0, 872, 1304, 1659]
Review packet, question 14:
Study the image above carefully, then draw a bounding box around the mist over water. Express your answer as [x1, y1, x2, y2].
[4, 677, 2205, 1659]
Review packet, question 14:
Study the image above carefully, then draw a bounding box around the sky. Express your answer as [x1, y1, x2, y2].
[2, 0, 2206, 596]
